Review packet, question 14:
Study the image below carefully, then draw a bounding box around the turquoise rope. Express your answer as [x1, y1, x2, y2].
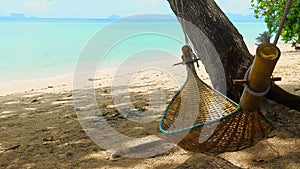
[160, 70, 275, 134]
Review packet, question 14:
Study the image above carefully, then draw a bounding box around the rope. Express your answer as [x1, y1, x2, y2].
[180, 0, 189, 44]
[174, 0, 186, 43]
[273, 0, 293, 45]
[175, 0, 201, 67]
[243, 65, 272, 97]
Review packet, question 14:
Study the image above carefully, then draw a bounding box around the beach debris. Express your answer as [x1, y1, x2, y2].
[25, 107, 37, 111]
[4, 101, 18, 105]
[252, 158, 265, 163]
[111, 113, 119, 117]
[106, 105, 115, 109]
[75, 107, 81, 111]
[135, 106, 148, 112]
[71, 156, 78, 160]
[0, 144, 20, 152]
[99, 103, 109, 109]
[294, 87, 300, 91]
[121, 112, 129, 119]
[43, 136, 54, 142]
[50, 147, 55, 153]
[73, 141, 81, 145]
[36, 109, 47, 113]
[99, 87, 109, 93]
[88, 78, 96, 81]
[27, 146, 34, 152]
[95, 111, 109, 116]
[140, 77, 149, 80]
[91, 118, 106, 123]
[31, 99, 38, 103]
[41, 128, 49, 132]
[111, 153, 121, 159]
[63, 115, 70, 119]
[95, 112, 102, 116]
[65, 151, 73, 157]
[48, 85, 54, 88]
[56, 98, 72, 101]
[105, 115, 117, 121]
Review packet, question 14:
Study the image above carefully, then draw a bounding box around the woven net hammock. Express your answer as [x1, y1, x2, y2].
[160, 46, 274, 154]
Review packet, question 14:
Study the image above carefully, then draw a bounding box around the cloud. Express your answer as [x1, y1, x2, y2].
[23, 0, 49, 11]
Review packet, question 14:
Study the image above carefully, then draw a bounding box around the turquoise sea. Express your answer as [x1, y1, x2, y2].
[0, 18, 267, 83]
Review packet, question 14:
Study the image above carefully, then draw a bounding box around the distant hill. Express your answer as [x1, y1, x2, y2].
[107, 15, 121, 20]
[105, 14, 178, 21]
[0, 13, 27, 20]
[9, 13, 26, 19]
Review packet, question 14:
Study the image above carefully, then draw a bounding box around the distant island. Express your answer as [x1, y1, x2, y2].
[107, 15, 121, 20]
[0, 12, 263, 22]
[0, 13, 122, 21]
[8, 13, 26, 19]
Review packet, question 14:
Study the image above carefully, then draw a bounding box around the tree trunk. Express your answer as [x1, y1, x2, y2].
[167, 0, 300, 111]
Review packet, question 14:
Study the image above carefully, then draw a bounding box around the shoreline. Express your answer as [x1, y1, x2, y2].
[1, 43, 299, 97]
[0, 73, 74, 97]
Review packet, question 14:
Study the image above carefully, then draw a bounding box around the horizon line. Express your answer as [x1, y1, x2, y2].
[0, 12, 263, 22]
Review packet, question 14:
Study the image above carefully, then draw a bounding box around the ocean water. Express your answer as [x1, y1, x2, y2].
[233, 22, 268, 51]
[0, 19, 267, 83]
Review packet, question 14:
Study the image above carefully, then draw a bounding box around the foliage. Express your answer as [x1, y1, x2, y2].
[251, 0, 300, 47]
[255, 31, 273, 45]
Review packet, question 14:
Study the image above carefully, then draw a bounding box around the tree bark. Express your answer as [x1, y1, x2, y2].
[167, 0, 253, 102]
[167, 0, 300, 111]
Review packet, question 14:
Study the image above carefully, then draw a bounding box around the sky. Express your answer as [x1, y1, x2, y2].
[0, 0, 253, 18]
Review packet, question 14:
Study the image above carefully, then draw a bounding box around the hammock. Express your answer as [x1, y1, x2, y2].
[160, 0, 291, 153]
[159, 46, 274, 154]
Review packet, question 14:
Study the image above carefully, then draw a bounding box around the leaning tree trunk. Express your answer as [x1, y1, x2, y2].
[167, 0, 300, 111]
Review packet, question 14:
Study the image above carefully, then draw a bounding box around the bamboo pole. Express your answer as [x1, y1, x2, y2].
[240, 44, 281, 112]
[181, 45, 197, 72]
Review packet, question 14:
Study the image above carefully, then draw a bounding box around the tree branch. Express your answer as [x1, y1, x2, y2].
[267, 85, 300, 111]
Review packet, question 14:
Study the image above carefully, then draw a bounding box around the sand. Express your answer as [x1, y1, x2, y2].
[0, 44, 299, 168]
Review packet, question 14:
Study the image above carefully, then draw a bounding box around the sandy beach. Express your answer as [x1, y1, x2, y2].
[0, 44, 299, 168]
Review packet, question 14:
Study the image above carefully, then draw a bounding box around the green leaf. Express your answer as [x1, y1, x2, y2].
[251, 0, 300, 47]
